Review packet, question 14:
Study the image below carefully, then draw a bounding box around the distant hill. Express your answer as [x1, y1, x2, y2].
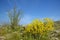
[54, 20, 60, 30]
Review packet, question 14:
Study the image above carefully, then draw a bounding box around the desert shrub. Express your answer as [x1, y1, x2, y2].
[0, 26, 13, 36]
[5, 31, 21, 40]
[23, 18, 54, 40]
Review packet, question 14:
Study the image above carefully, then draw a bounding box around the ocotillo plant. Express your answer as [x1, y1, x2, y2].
[8, 7, 22, 30]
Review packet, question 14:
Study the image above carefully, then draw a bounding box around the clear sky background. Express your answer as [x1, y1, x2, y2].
[0, 0, 60, 25]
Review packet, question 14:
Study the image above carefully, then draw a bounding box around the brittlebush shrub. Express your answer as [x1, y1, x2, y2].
[23, 18, 54, 40]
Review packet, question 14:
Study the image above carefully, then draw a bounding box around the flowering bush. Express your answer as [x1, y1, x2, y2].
[23, 18, 54, 40]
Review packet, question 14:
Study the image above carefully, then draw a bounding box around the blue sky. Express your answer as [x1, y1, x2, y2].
[0, 0, 60, 25]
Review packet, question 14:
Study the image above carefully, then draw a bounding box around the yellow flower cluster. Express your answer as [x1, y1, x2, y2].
[25, 18, 54, 35]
